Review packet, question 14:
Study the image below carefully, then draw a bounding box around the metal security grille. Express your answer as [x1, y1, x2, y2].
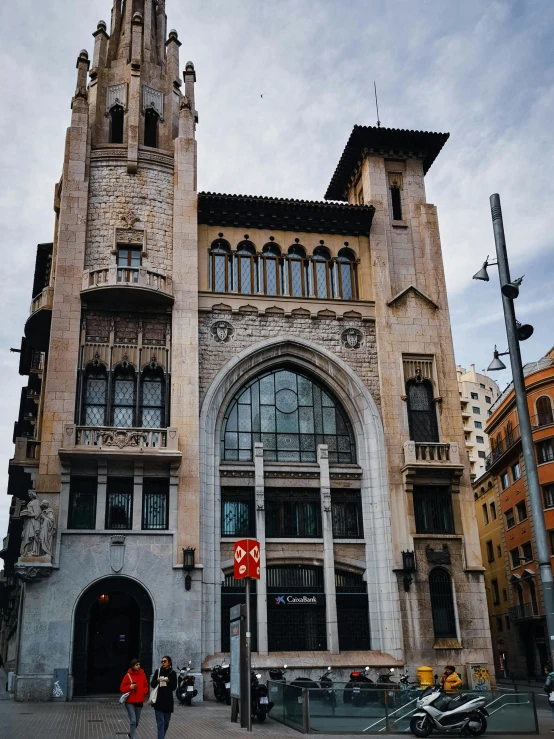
[68, 476, 97, 529]
[331, 493, 363, 538]
[413, 486, 454, 534]
[268, 608, 327, 652]
[337, 606, 370, 650]
[142, 478, 169, 530]
[267, 565, 324, 592]
[221, 368, 356, 464]
[266, 489, 321, 538]
[407, 380, 439, 443]
[105, 478, 133, 529]
[429, 568, 457, 638]
[221, 487, 255, 536]
[140, 372, 165, 428]
[335, 569, 367, 593]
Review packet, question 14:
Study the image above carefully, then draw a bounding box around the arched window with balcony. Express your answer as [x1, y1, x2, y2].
[144, 107, 159, 148]
[406, 379, 439, 443]
[82, 363, 108, 426]
[109, 104, 124, 144]
[312, 245, 333, 299]
[287, 244, 309, 297]
[112, 363, 136, 427]
[235, 239, 258, 295]
[140, 365, 165, 428]
[537, 395, 554, 427]
[209, 238, 232, 293]
[337, 247, 357, 300]
[429, 568, 457, 639]
[261, 242, 282, 296]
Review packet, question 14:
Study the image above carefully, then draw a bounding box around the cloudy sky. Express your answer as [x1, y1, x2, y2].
[0, 0, 553, 534]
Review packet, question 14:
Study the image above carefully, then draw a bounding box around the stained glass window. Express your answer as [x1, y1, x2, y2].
[222, 368, 356, 463]
[113, 366, 136, 427]
[140, 369, 165, 428]
[83, 366, 107, 426]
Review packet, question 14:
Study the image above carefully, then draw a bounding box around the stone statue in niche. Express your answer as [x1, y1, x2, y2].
[20, 490, 41, 557]
[39, 501, 57, 558]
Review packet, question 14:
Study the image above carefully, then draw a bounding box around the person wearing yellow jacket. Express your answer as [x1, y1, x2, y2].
[440, 665, 463, 692]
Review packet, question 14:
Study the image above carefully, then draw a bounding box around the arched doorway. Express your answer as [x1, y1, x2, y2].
[73, 577, 153, 696]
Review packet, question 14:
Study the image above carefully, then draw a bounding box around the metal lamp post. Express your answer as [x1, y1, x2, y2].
[474, 193, 554, 668]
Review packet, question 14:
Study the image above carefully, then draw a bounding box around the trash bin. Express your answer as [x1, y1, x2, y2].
[416, 666, 434, 689]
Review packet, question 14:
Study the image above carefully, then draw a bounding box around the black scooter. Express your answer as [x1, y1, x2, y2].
[343, 667, 376, 706]
[176, 660, 198, 706]
[211, 661, 231, 705]
[251, 671, 273, 722]
[290, 667, 336, 713]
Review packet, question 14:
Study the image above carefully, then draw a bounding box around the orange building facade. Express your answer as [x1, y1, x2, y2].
[474, 347, 554, 678]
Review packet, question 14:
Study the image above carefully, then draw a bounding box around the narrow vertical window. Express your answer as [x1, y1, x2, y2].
[429, 568, 457, 639]
[106, 477, 133, 530]
[209, 238, 232, 292]
[142, 477, 169, 530]
[312, 245, 332, 299]
[406, 379, 439, 442]
[109, 104, 124, 144]
[144, 108, 159, 147]
[117, 245, 141, 283]
[112, 365, 136, 427]
[140, 367, 165, 428]
[261, 243, 281, 296]
[83, 364, 107, 426]
[235, 239, 257, 295]
[536, 396, 554, 427]
[287, 244, 307, 297]
[389, 174, 403, 221]
[68, 476, 98, 529]
[337, 247, 357, 300]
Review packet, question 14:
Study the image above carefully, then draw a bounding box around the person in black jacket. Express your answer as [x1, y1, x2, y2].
[151, 656, 177, 739]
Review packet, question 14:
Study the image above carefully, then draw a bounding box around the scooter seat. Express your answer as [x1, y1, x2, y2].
[444, 692, 478, 711]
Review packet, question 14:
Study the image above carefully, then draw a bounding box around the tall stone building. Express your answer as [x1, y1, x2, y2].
[456, 365, 500, 478]
[0, 0, 492, 700]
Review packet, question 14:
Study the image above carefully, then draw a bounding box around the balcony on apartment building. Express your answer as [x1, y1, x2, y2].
[24, 286, 53, 351]
[485, 424, 521, 472]
[60, 424, 181, 460]
[508, 601, 541, 622]
[81, 266, 174, 305]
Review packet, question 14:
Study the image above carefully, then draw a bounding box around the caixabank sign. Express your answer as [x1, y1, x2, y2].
[270, 594, 326, 607]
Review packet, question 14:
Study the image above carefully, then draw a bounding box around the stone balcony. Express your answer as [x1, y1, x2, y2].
[81, 267, 174, 304]
[24, 287, 53, 350]
[402, 441, 465, 493]
[60, 424, 181, 460]
[11, 437, 41, 467]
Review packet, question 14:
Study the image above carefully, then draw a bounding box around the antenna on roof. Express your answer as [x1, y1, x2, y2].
[373, 81, 381, 128]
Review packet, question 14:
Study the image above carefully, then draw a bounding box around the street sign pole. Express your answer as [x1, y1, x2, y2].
[245, 576, 252, 732]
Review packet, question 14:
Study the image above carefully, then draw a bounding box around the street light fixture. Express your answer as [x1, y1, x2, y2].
[487, 346, 508, 372]
[474, 193, 554, 668]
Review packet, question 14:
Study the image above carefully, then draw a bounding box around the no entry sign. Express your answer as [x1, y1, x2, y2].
[234, 538, 261, 580]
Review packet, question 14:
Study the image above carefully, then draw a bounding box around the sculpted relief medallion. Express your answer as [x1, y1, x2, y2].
[210, 320, 234, 343]
[341, 327, 363, 349]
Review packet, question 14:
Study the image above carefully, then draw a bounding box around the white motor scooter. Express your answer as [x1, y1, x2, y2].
[410, 683, 488, 737]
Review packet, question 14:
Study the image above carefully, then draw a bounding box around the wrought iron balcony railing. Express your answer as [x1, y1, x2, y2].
[508, 602, 540, 621]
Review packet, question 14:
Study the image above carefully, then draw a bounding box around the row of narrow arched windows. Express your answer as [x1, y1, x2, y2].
[81, 364, 166, 428]
[109, 104, 159, 148]
[208, 238, 357, 300]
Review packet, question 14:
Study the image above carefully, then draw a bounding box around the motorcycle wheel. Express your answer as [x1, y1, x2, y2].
[409, 715, 433, 738]
[466, 715, 487, 736]
[176, 692, 187, 705]
[225, 694, 231, 706]
[256, 710, 267, 723]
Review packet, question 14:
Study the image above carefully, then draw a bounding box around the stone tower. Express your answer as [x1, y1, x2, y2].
[1, 1, 493, 702]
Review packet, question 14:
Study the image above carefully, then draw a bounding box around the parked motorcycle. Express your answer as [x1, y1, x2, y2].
[211, 661, 231, 705]
[343, 667, 376, 706]
[176, 660, 198, 706]
[251, 671, 274, 722]
[289, 667, 336, 713]
[409, 684, 488, 737]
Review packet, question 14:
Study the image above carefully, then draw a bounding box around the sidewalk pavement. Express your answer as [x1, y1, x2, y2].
[0, 697, 553, 739]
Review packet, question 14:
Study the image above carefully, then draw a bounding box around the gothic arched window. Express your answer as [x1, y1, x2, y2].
[140, 367, 165, 428]
[261, 243, 282, 296]
[337, 247, 357, 300]
[112, 364, 136, 427]
[406, 379, 439, 443]
[537, 395, 554, 427]
[209, 238, 232, 293]
[221, 367, 356, 464]
[287, 245, 309, 297]
[312, 245, 333, 299]
[235, 239, 258, 295]
[429, 568, 457, 639]
[82, 364, 108, 426]
[144, 107, 159, 148]
[109, 104, 124, 144]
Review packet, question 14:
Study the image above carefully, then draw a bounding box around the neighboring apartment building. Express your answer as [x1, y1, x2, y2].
[457, 365, 500, 479]
[474, 347, 554, 678]
[0, 0, 492, 701]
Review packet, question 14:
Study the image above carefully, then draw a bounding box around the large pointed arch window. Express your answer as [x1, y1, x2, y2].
[221, 367, 356, 464]
[429, 568, 457, 639]
[209, 238, 232, 292]
[406, 379, 439, 442]
[82, 364, 108, 426]
[235, 239, 258, 295]
[112, 364, 136, 427]
[140, 366, 165, 428]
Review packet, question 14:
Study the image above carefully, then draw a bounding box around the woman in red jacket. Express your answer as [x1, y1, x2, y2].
[120, 658, 150, 739]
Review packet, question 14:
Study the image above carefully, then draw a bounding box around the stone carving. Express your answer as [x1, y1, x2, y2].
[20, 491, 41, 557]
[96, 429, 148, 448]
[341, 327, 363, 349]
[426, 543, 451, 565]
[106, 83, 127, 113]
[142, 85, 164, 120]
[110, 535, 126, 573]
[38, 501, 56, 558]
[210, 320, 234, 343]
[14, 565, 53, 582]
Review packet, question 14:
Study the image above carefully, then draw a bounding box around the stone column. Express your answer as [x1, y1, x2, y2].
[254, 443, 268, 655]
[318, 444, 339, 654]
[96, 461, 107, 531]
[127, 13, 143, 174]
[133, 461, 144, 530]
